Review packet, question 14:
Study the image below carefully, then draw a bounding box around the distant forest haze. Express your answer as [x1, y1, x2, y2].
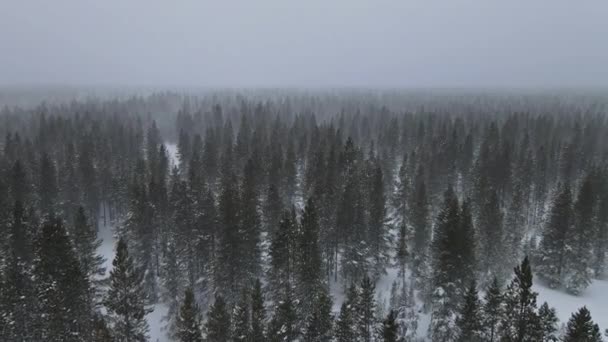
[0, 91, 607, 341]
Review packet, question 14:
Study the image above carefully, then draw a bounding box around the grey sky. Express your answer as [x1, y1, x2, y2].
[1, 0, 607, 88]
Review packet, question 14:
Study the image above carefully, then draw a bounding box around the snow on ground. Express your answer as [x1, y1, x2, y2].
[535, 279, 608, 332]
[148, 303, 170, 342]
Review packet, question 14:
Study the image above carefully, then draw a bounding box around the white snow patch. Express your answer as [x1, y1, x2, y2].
[535, 279, 608, 332]
[148, 303, 170, 342]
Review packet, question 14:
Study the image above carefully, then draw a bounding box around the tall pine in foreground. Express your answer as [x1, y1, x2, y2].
[563, 307, 602, 342]
[34, 217, 92, 341]
[104, 238, 151, 342]
[175, 288, 203, 342]
[499, 256, 539, 342]
[205, 295, 231, 342]
[455, 280, 483, 342]
[250, 279, 267, 342]
[564, 173, 596, 294]
[538, 184, 573, 288]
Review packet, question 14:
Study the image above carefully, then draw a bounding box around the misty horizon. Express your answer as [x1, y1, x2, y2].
[1, 0, 607, 88]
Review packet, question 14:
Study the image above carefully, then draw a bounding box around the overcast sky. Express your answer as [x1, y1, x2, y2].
[1, 0, 607, 88]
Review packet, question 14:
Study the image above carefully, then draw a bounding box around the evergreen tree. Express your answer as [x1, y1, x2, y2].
[565, 174, 596, 294]
[269, 208, 297, 299]
[395, 221, 408, 282]
[304, 290, 333, 342]
[205, 295, 231, 342]
[335, 301, 356, 342]
[34, 217, 92, 341]
[538, 184, 573, 288]
[563, 307, 602, 342]
[268, 289, 298, 342]
[368, 162, 389, 279]
[499, 256, 539, 342]
[250, 279, 267, 342]
[297, 197, 324, 319]
[175, 288, 204, 342]
[71, 206, 106, 305]
[357, 275, 376, 342]
[38, 152, 58, 215]
[455, 280, 483, 342]
[483, 277, 503, 342]
[382, 310, 399, 342]
[232, 289, 251, 342]
[409, 167, 429, 281]
[91, 314, 114, 342]
[537, 302, 558, 342]
[104, 238, 151, 342]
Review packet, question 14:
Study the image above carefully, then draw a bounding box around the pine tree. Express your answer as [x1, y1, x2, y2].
[1, 205, 36, 341]
[409, 167, 429, 281]
[250, 279, 267, 342]
[297, 197, 323, 319]
[268, 289, 298, 342]
[563, 307, 602, 342]
[538, 184, 573, 288]
[499, 256, 539, 342]
[104, 238, 151, 342]
[34, 217, 92, 341]
[232, 289, 251, 342]
[537, 302, 558, 342]
[269, 208, 297, 299]
[482, 277, 503, 342]
[477, 189, 504, 282]
[38, 152, 58, 215]
[455, 280, 483, 342]
[205, 295, 231, 342]
[71, 206, 106, 305]
[335, 301, 355, 342]
[395, 221, 408, 282]
[91, 314, 114, 342]
[382, 310, 399, 342]
[304, 290, 333, 342]
[368, 162, 389, 279]
[175, 288, 203, 342]
[357, 275, 376, 342]
[564, 174, 596, 294]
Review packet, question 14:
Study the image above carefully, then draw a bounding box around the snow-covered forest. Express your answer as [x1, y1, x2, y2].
[1, 91, 608, 341]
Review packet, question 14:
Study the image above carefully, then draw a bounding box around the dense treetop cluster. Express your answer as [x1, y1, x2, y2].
[0, 91, 607, 341]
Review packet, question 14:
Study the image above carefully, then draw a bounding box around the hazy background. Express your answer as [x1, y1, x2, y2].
[1, 0, 607, 88]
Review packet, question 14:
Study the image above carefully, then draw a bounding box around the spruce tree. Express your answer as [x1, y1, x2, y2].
[205, 295, 231, 342]
[297, 197, 323, 319]
[538, 184, 573, 288]
[34, 217, 92, 341]
[499, 256, 539, 342]
[104, 238, 151, 342]
[268, 289, 298, 342]
[357, 275, 376, 342]
[72, 206, 106, 305]
[483, 277, 503, 342]
[304, 290, 333, 342]
[565, 174, 596, 294]
[335, 301, 355, 342]
[382, 310, 399, 342]
[455, 280, 483, 342]
[250, 279, 266, 342]
[174, 288, 203, 342]
[232, 289, 251, 342]
[537, 302, 558, 342]
[563, 307, 602, 342]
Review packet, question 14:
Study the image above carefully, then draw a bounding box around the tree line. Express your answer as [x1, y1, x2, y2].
[1, 91, 607, 341]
